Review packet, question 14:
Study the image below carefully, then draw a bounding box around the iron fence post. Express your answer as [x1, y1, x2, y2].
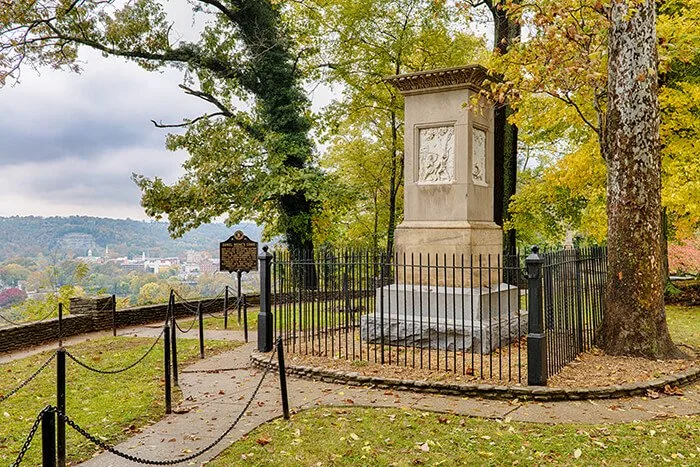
[575, 249, 585, 352]
[243, 294, 249, 343]
[56, 348, 66, 466]
[58, 303, 63, 348]
[258, 246, 274, 352]
[198, 302, 204, 359]
[42, 407, 56, 467]
[526, 246, 547, 386]
[224, 285, 229, 330]
[237, 270, 243, 324]
[164, 323, 172, 415]
[277, 337, 290, 420]
[111, 294, 117, 337]
[169, 292, 178, 387]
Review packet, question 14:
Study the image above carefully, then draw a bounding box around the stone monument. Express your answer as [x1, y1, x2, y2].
[361, 65, 527, 353]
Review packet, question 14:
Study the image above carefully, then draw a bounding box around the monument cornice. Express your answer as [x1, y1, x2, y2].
[384, 65, 493, 95]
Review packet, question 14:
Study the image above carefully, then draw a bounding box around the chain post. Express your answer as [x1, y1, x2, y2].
[198, 302, 204, 359]
[243, 294, 249, 343]
[223, 285, 229, 330]
[111, 294, 117, 337]
[526, 246, 547, 386]
[277, 337, 290, 420]
[237, 270, 243, 324]
[56, 348, 66, 466]
[58, 302, 63, 347]
[258, 246, 274, 352]
[42, 407, 57, 467]
[163, 323, 172, 415]
[169, 292, 179, 386]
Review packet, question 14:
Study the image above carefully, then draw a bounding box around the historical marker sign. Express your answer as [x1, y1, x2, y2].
[220, 231, 258, 272]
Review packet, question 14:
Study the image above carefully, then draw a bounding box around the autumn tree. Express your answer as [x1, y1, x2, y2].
[297, 0, 483, 252]
[0, 0, 325, 255]
[464, 0, 521, 257]
[598, 0, 682, 357]
[492, 0, 693, 357]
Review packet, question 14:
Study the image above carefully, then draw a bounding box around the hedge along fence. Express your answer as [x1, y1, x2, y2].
[0, 294, 263, 354]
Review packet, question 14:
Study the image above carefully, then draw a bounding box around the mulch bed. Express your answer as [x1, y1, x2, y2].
[284, 339, 698, 389]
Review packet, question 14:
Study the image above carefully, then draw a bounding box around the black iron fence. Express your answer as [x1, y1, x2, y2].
[261, 246, 607, 385]
[541, 247, 607, 377]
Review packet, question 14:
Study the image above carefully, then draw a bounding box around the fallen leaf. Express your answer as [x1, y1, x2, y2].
[256, 436, 272, 446]
[663, 385, 683, 396]
[419, 442, 430, 452]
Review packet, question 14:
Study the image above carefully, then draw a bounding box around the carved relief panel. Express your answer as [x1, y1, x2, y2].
[417, 126, 455, 184]
[471, 127, 487, 186]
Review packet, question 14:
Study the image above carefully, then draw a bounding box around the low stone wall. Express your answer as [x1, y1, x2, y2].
[0, 293, 261, 354]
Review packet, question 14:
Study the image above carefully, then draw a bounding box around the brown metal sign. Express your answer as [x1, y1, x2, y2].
[219, 230, 258, 273]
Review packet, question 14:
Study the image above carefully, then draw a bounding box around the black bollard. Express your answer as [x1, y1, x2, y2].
[223, 285, 229, 330]
[111, 294, 117, 337]
[198, 302, 204, 359]
[243, 294, 249, 344]
[277, 337, 290, 420]
[58, 303, 63, 348]
[169, 294, 179, 387]
[164, 324, 172, 415]
[41, 407, 56, 467]
[56, 349, 66, 466]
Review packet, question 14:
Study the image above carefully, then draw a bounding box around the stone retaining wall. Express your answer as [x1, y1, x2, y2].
[0, 293, 261, 354]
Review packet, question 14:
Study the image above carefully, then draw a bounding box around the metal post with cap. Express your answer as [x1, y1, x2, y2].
[526, 246, 547, 386]
[258, 246, 274, 352]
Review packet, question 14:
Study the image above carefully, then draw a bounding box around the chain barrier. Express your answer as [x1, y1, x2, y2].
[1, 352, 57, 403]
[172, 289, 227, 309]
[59, 349, 276, 465]
[11, 405, 54, 467]
[174, 314, 198, 334]
[0, 304, 57, 327]
[65, 328, 165, 375]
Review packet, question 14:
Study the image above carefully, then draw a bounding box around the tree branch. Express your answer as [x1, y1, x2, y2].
[150, 112, 228, 128]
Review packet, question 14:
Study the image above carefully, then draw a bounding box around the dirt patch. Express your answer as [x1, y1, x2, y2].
[548, 347, 697, 388]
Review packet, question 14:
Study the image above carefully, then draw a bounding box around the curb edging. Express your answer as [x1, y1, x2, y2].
[250, 353, 700, 401]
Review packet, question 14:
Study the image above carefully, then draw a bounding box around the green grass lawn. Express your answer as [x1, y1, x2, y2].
[209, 305, 699, 465]
[666, 305, 700, 350]
[199, 308, 259, 331]
[209, 407, 700, 466]
[0, 336, 241, 466]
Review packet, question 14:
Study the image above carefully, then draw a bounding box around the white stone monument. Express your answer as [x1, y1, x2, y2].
[361, 66, 526, 353]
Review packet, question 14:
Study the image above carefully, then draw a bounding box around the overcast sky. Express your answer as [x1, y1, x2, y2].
[0, 3, 491, 221]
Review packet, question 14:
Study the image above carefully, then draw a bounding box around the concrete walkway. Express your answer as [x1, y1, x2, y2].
[3, 326, 698, 466]
[73, 328, 700, 466]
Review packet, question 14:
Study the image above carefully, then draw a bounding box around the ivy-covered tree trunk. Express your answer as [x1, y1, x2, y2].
[599, 0, 682, 359]
[234, 0, 316, 259]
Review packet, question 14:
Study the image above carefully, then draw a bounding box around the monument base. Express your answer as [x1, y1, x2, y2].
[394, 221, 504, 287]
[360, 312, 527, 353]
[360, 283, 527, 353]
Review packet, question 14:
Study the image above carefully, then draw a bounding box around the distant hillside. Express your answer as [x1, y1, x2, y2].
[0, 216, 264, 262]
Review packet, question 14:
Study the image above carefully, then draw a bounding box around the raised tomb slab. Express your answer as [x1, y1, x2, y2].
[360, 284, 527, 353]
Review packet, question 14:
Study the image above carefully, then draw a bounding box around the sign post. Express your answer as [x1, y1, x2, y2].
[220, 231, 258, 328]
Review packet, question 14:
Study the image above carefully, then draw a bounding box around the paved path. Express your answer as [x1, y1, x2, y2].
[74, 329, 700, 466]
[3, 325, 698, 466]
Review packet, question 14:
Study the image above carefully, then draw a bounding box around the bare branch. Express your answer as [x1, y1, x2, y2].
[150, 112, 228, 128]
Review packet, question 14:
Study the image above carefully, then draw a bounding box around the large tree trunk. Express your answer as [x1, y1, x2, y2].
[598, 0, 682, 359]
[492, 1, 519, 259]
[386, 107, 400, 260]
